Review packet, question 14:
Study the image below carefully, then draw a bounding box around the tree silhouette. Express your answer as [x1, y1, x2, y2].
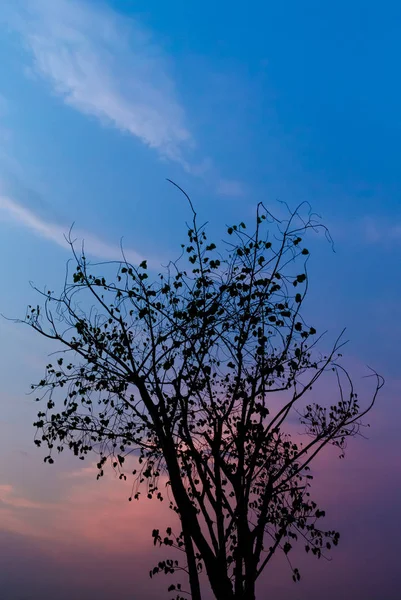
[24, 190, 382, 600]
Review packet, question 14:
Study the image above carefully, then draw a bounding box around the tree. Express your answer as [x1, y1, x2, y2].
[23, 188, 382, 600]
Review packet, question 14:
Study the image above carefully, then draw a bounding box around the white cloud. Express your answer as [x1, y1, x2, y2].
[0, 194, 148, 264]
[6, 0, 193, 164]
[216, 178, 246, 198]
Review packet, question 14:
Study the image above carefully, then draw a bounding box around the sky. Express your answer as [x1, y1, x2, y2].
[0, 0, 400, 598]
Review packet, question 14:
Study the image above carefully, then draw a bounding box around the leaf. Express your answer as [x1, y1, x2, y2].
[283, 542, 292, 554]
[152, 529, 159, 546]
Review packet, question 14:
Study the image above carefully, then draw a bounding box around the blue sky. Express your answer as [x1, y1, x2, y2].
[0, 1, 400, 599]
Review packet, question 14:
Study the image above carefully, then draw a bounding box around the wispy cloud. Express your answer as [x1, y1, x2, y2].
[3, 0, 247, 194]
[216, 178, 246, 198]
[0, 469, 171, 551]
[6, 0, 193, 165]
[0, 194, 148, 264]
[362, 216, 401, 244]
[0, 484, 51, 510]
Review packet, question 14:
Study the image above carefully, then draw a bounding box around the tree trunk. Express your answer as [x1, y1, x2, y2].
[183, 530, 202, 600]
[160, 433, 235, 600]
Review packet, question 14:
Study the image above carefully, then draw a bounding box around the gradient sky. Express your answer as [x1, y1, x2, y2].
[0, 1, 400, 598]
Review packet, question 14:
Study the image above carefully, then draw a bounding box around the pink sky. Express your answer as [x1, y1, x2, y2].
[1, 382, 400, 599]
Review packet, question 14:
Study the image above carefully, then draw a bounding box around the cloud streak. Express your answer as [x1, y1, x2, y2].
[0, 484, 51, 510]
[3, 0, 247, 191]
[216, 178, 246, 198]
[362, 215, 401, 244]
[0, 466, 172, 552]
[7, 0, 193, 165]
[0, 194, 148, 264]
